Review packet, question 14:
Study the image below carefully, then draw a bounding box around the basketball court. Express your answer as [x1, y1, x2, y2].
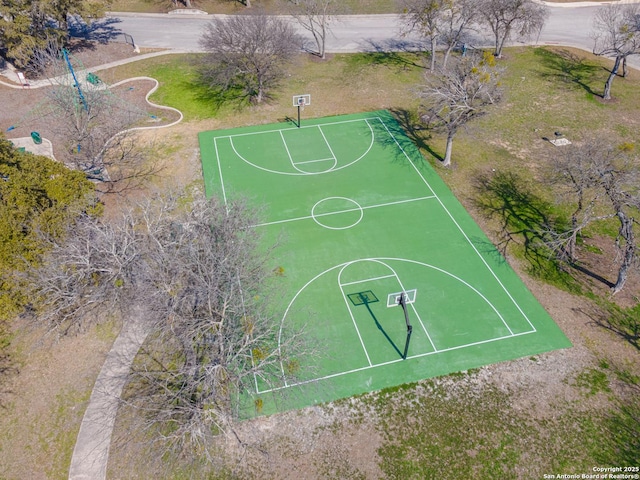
[198, 109, 571, 416]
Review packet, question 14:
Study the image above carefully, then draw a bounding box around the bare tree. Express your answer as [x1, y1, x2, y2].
[545, 141, 640, 294]
[28, 189, 315, 457]
[401, 0, 478, 70]
[544, 142, 608, 263]
[401, 0, 449, 70]
[592, 3, 640, 100]
[598, 150, 640, 294]
[289, 0, 340, 59]
[31, 44, 161, 193]
[439, 0, 478, 68]
[418, 51, 503, 166]
[199, 15, 302, 103]
[478, 0, 548, 58]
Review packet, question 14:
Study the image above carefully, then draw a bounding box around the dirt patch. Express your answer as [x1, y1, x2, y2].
[0, 320, 116, 480]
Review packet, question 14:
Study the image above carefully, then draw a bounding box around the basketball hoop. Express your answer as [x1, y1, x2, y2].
[292, 94, 311, 128]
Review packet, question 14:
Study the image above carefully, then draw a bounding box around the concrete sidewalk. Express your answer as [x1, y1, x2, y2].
[68, 317, 150, 480]
[0, 50, 180, 89]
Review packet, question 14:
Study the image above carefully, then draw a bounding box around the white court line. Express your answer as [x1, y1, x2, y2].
[294, 157, 335, 165]
[339, 271, 436, 352]
[215, 117, 380, 139]
[340, 274, 396, 286]
[279, 130, 303, 173]
[213, 137, 227, 205]
[359, 258, 437, 353]
[223, 118, 376, 176]
[317, 125, 338, 164]
[252, 195, 435, 228]
[375, 117, 535, 334]
[339, 283, 373, 367]
[268, 256, 534, 395]
[235, 115, 539, 394]
[257, 329, 536, 395]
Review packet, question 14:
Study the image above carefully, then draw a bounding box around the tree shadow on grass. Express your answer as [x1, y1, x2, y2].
[473, 170, 550, 257]
[577, 300, 640, 351]
[383, 108, 444, 168]
[359, 39, 428, 71]
[471, 169, 575, 283]
[190, 69, 253, 113]
[533, 48, 601, 97]
[472, 169, 620, 292]
[603, 397, 640, 465]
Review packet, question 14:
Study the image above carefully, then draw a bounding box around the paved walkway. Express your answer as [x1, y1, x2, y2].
[0, 50, 182, 89]
[68, 316, 150, 480]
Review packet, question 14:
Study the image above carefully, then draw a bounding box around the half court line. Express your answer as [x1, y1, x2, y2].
[252, 195, 436, 228]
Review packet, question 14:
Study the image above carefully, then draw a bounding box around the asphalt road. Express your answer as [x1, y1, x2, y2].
[97, 4, 640, 69]
[103, 5, 602, 55]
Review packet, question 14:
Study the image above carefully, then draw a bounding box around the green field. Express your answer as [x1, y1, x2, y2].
[199, 110, 571, 415]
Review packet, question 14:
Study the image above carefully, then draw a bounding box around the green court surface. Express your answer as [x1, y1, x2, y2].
[198, 110, 571, 415]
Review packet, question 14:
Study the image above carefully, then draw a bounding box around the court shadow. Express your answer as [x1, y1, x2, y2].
[363, 301, 403, 359]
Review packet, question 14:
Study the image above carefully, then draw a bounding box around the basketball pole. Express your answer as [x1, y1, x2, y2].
[297, 104, 301, 128]
[399, 293, 413, 359]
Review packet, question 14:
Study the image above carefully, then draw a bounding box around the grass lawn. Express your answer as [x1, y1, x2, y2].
[102, 46, 640, 479]
[3, 44, 639, 480]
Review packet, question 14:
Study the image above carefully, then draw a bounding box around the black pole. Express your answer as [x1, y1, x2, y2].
[297, 105, 301, 128]
[399, 293, 413, 359]
[403, 325, 413, 359]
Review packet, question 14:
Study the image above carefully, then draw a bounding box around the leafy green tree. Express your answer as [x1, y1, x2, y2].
[0, 0, 111, 70]
[0, 136, 98, 320]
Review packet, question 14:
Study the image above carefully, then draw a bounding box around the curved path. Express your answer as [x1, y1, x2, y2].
[68, 317, 150, 480]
